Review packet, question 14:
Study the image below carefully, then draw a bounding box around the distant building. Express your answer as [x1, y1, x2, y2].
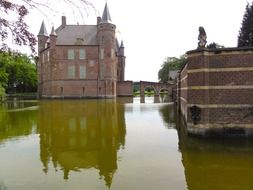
[169, 70, 179, 82]
[37, 3, 131, 98]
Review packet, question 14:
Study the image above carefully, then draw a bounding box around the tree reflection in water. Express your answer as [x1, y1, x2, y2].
[0, 101, 38, 143]
[38, 100, 126, 188]
[158, 103, 176, 129]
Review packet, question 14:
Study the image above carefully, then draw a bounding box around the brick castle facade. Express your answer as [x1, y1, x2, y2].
[37, 3, 132, 98]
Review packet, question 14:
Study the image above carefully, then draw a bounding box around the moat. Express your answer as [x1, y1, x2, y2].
[1, 97, 253, 190]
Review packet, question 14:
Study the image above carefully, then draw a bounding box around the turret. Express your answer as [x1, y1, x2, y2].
[97, 3, 117, 96]
[49, 26, 57, 48]
[119, 40, 124, 56]
[37, 21, 49, 52]
[117, 40, 125, 81]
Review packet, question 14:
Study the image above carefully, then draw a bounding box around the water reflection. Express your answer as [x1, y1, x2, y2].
[176, 114, 253, 190]
[137, 94, 171, 104]
[158, 103, 176, 129]
[37, 100, 126, 187]
[0, 101, 37, 143]
[3, 97, 253, 189]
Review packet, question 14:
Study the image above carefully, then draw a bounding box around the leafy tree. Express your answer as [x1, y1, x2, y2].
[0, 52, 37, 93]
[0, 0, 93, 53]
[0, 0, 36, 53]
[238, 2, 253, 47]
[0, 84, 5, 100]
[158, 55, 187, 83]
[207, 42, 225, 49]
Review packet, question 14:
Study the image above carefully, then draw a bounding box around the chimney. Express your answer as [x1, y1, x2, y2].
[62, 16, 66, 27]
[97, 16, 101, 25]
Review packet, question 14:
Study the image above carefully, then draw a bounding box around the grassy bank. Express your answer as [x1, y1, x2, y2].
[6, 93, 37, 99]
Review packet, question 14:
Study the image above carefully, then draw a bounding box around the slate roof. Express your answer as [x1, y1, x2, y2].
[38, 21, 48, 36]
[55, 25, 98, 46]
[101, 3, 112, 23]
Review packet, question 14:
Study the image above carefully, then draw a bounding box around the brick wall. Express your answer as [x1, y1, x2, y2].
[177, 47, 253, 137]
[117, 81, 133, 97]
[38, 43, 128, 98]
[178, 63, 188, 120]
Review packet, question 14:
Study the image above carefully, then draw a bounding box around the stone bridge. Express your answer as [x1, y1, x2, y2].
[139, 81, 175, 96]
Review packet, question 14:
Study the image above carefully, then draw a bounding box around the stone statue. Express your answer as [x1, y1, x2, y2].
[198, 26, 207, 48]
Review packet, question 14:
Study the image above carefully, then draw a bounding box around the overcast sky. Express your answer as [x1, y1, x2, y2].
[21, 0, 248, 82]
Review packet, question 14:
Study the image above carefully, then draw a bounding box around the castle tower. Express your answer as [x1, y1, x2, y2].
[48, 26, 57, 95]
[37, 21, 49, 53]
[37, 21, 49, 97]
[97, 3, 117, 97]
[49, 26, 57, 48]
[117, 40, 125, 81]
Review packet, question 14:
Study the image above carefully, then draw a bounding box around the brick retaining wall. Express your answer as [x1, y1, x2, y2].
[117, 81, 133, 97]
[178, 47, 253, 137]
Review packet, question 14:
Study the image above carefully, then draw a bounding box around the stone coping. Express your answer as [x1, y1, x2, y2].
[187, 46, 253, 55]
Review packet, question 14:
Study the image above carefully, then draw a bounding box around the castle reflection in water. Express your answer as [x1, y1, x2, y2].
[1, 97, 253, 189]
[37, 100, 128, 187]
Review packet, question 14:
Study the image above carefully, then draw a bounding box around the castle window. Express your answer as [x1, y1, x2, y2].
[79, 65, 86, 79]
[79, 49, 86, 59]
[68, 65, 75, 78]
[68, 49, 75, 60]
[100, 49, 104, 60]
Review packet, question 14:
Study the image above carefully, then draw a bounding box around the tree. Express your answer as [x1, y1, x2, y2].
[0, 0, 93, 53]
[0, 0, 36, 53]
[0, 52, 37, 93]
[158, 55, 187, 83]
[238, 2, 253, 47]
[0, 84, 5, 100]
[207, 42, 225, 49]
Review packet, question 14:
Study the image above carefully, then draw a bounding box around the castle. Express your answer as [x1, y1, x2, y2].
[37, 3, 132, 98]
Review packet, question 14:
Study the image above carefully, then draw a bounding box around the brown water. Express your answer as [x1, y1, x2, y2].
[0, 97, 253, 190]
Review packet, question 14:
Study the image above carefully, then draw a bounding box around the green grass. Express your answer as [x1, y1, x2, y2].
[6, 92, 37, 98]
[133, 90, 157, 96]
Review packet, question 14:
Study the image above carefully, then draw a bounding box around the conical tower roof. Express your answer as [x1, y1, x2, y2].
[38, 21, 48, 36]
[50, 26, 57, 36]
[120, 40, 124, 48]
[101, 3, 112, 23]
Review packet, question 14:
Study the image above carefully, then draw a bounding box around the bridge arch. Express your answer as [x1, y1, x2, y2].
[140, 81, 174, 97]
[143, 85, 158, 96]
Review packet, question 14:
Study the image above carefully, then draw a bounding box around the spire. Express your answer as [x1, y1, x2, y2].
[120, 40, 124, 48]
[119, 40, 124, 56]
[38, 21, 48, 36]
[101, 3, 112, 23]
[50, 26, 57, 36]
